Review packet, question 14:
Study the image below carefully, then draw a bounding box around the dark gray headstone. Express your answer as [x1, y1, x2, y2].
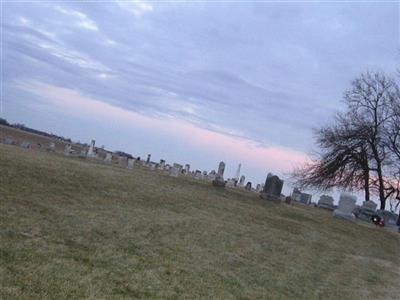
[245, 182, 252, 191]
[300, 193, 312, 205]
[263, 174, 283, 196]
[377, 210, 399, 226]
[260, 173, 283, 202]
[317, 195, 335, 211]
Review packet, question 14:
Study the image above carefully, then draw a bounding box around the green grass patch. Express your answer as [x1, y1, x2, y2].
[1, 144, 399, 299]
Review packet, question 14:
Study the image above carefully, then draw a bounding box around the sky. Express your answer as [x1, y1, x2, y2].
[1, 0, 399, 198]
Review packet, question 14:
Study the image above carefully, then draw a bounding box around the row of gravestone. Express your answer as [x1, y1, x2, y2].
[1, 137, 282, 197]
[10, 137, 397, 227]
[208, 162, 284, 200]
[2, 137, 266, 195]
[317, 193, 399, 227]
[208, 160, 399, 228]
[289, 188, 399, 227]
[3, 138, 56, 152]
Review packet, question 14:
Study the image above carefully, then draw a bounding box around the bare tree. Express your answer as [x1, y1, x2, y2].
[293, 71, 400, 210]
[292, 112, 371, 199]
[344, 72, 399, 209]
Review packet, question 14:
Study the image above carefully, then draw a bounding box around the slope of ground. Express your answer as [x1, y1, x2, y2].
[0, 125, 71, 152]
[0, 144, 399, 299]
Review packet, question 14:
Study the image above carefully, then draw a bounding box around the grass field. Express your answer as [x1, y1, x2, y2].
[0, 143, 399, 299]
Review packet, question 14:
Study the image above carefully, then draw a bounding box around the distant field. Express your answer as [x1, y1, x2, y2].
[0, 125, 71, 152]
[0, 143, 399, 299]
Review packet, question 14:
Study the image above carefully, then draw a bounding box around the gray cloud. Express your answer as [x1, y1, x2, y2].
[3, 1, 398, 156]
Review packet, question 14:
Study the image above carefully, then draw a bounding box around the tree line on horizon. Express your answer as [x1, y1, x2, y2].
[292, 71, 400, 216]
[0, 118, 73, 144]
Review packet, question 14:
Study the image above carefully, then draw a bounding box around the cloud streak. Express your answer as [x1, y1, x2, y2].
[117, 0, 153, 16]
[55, 6, 99, 31]
[17, 80, 308, 174]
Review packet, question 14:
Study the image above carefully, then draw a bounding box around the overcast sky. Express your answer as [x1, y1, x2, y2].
[2, 0, 399, 193]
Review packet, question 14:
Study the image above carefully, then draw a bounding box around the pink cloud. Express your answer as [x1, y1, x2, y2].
[18, 81, 308, 174]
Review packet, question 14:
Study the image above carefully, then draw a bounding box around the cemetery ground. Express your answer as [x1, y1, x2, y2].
[0, 144, 399, 300]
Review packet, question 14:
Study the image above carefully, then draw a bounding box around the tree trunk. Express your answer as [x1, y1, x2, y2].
[370, 143, 385, 209]
[376, 163, 386, 209]
[364, 170, 370, 202]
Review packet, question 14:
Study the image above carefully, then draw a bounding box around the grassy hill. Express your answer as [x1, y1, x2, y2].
[0, 143, 399, 299]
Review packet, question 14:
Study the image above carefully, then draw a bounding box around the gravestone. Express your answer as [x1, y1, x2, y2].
[333, 193, 356, 221]
[317, 195, 335, 211]
[119, 156, 128, 166]
[47, 142, 56, 152]
[260, 173, 283, 203]
[358, 201, 377, 222]
[20, 141, 31, 149]
[256, 184, 262, 192]
[87, 140, 96, 157]
[185, 164, 190, 174]
[226, 178, 236, 187]
[127, 158, 134, 170]
[104, 153, 112, 163]
[217, 162, 225, 177]
[159, 159, 166, 170]
[212, 161, 226, 187]
[292, 188, 302, 202]
[377, 210, 399, 227]
[170, 163, 182, 177]
[245, 182, 252, 191]
[208, 170, 216, 181]
[3, 138, 13, 145]
[78, 148, 87, 158]
[194, 170, 202, 179]
[150, 163, 156, 170]
[239, 175, 245, 187]
[64, 144, 72, 155]
[300, 193, 312, 205]
[146, 154, 151, 165]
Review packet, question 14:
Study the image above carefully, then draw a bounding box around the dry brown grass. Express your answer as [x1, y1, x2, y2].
[1, 143, 399, 299]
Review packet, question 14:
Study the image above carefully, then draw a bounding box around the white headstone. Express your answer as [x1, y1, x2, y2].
[127, 158, 134, 169]
[104, 153, 112, 163]
[194, 170, 202, 179]
[239, 175, 245, 187]
[226, 179, 236, 187]
[333, 193, 356, 221]
[47, 142, 56, 152]
[87, 140, 95, 156]
[212, 162, 226, 187]
[170, 163, 182, 177]
[64, 144, 72, 155]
